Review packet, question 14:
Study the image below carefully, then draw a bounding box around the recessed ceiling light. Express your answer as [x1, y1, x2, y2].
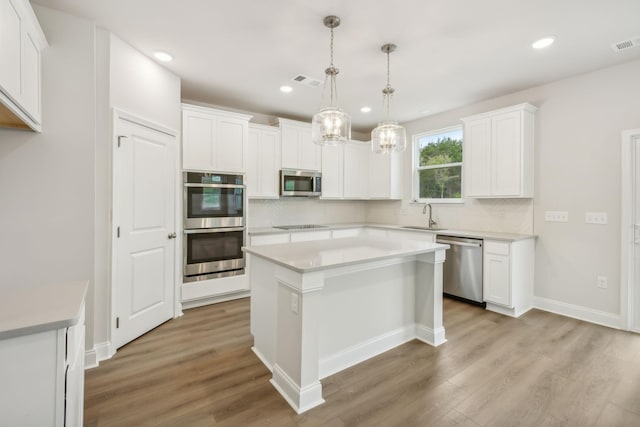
[280, 85, 293, 93]
[153, 51, 173, 62]
[531, 36, 555, 49]
[360, 106, 372, 113]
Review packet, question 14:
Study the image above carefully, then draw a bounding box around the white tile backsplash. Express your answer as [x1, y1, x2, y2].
[248, 199, 367, 227]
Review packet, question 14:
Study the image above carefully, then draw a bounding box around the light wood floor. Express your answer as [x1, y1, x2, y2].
[85, 298, 640, 426]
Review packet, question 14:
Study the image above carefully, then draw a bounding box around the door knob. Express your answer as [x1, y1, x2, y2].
[168, 232, 177, 239]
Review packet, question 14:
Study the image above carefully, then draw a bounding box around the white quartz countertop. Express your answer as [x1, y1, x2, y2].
[248, 223, 535, 242]
[0, 280, 88, 340]
[243, 236, 449, 273]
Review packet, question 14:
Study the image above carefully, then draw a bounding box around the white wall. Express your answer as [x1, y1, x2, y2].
[368, 59, 640, 319]
[0, 6, 97, 345]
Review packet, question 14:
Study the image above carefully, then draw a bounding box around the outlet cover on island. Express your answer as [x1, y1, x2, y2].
[597, 276, 608, 289]
[545, 211, 569, 222]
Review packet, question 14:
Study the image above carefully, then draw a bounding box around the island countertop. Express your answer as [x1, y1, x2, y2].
[0, 280, 88, 340]
[243, 236, 449, 273]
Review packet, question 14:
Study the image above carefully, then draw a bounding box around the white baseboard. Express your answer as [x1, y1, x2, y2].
[533, 297, 623, 329]
[251, 346, 273, 372]
[84, 341, 113, 369]
[319, 325, 417, 379]
[415, 324, 447, 347]
[181, 291, 249, 310]
[271, 364, 325, 414]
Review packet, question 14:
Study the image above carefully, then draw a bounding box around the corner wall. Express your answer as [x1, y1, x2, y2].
[0, 6, 97, 344]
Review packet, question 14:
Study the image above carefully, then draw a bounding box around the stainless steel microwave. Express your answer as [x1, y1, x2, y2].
[280, 169, 322, 197]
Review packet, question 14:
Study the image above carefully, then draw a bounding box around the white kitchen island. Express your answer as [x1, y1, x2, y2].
[244, 236, 449, 414]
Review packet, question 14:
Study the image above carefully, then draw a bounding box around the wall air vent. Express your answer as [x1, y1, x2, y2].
[612, 36, 640, 52]
[291, 74, 323, 88]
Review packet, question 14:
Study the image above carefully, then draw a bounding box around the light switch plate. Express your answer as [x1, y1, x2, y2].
[545, 211, 569, 222]
[585, 212, 608, 225]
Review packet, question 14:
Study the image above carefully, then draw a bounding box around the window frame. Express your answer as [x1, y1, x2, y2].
[412, 124, 464, 204]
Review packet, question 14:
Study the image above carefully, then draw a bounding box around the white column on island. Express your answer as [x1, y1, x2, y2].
[415, 250, 447, 346]
[270, 266, 326, 414]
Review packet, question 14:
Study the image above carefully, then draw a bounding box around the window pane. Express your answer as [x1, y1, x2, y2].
[419, 166, 462, 199]
[418, 129, 463, 167]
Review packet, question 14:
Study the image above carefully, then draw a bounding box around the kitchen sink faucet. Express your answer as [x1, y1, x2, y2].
[423, 203, 437, 228]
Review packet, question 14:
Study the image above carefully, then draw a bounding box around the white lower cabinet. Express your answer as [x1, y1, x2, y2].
[0, 303, 85, 426]
[483, 238, 535, 317]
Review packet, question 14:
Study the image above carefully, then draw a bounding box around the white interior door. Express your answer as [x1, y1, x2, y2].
[113, 117, 176, 349]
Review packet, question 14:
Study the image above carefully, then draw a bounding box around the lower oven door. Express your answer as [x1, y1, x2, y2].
[184, 227, 245, 281]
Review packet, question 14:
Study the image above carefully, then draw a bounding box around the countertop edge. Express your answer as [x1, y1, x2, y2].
[0, 280, 88, 340]
[248, 223, 536, 242]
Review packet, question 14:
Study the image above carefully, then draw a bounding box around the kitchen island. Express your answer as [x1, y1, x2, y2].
[244, 236, 449, 413]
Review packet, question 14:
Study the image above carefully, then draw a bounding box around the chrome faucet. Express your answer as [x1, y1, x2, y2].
[423, 203, 437, 229]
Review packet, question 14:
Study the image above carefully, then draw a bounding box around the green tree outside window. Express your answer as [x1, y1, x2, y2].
[414, 127, 463, 201]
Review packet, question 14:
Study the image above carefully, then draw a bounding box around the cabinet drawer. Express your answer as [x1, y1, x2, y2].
[484, 240, 510, 256]
[250, 233, 290, 246]
[290, 230, 332, 242]
[332, 228, 360, 239]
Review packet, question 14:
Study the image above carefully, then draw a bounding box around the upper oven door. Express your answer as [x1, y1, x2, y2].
[184, 172, 245, 228]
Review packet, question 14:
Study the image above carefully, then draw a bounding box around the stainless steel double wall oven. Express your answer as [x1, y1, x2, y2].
[183, 171, 246, 282]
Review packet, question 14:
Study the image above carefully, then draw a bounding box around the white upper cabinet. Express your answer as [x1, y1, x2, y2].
[321, 141, 368, 199]
[343, 141, 369, 199]
[462, 103, 536, 198]
[247, 123, 280, 199]
[368, 148, 402, 199]
[182, 104, 252, 172]
[0, 0, 47, 132]
[278, 118, 321, 171]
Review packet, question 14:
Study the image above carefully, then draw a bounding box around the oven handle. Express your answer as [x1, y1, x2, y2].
[184, 227, 245, 234]
[184, 183, 245, 189]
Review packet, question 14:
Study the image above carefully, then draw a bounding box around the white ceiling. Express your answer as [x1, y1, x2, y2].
[33, 0, 640, 132]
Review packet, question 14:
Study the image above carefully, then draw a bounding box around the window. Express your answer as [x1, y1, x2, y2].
[413, 125, 463, 202]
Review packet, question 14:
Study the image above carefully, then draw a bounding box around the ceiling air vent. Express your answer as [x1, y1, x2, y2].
[612, 36, 640, 52]
[291, 74, 323, 88]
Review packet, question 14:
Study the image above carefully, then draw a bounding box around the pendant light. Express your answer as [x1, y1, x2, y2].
[371, 43, 406, 154]
[311, 15, 351, 146]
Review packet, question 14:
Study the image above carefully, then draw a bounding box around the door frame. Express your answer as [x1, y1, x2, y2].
[620, 128, 640, 332]
[110, 108, 182, 355]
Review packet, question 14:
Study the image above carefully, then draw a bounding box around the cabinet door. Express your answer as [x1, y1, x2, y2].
[465, 117, 492, 197]
[343, 142, 368, 199]
[248, 126, 280, 198]
[0, 0, 22, 100]
[321, 144, 343, 198]
[183, 110, 216, 170]
[218, 116, 247, 172]
[484, 253, 511, 306]
[298, 125, 321, 171]
[492, 111, 522, 196]
[280, 123, 299, 169]
[21, 30, 40, 122]
[368, 149, 391, 198]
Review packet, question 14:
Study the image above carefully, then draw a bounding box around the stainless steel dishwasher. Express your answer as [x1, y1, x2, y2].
[436, 235, 485, 306]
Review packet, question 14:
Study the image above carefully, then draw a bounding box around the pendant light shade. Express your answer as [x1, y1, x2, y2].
[312, 16, 351, 146]
[371, 44, 406, 154]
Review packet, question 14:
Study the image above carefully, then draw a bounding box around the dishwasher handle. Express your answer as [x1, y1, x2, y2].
[436, 238, 482, 248]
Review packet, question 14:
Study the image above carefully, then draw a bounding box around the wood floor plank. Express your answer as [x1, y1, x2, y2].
[84, 297, 640, 426]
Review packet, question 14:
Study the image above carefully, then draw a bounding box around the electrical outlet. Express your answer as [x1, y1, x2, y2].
[585, 212, 608, 225]
[545, 211, 569, 222]
[597, 276, 608, 289]
[290, 293, 299, 314]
